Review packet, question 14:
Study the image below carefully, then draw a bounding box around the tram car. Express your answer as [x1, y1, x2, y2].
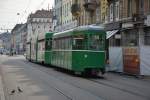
[26, 25, 107, 75]
[26, 41, 31, 60]
[37, 32, 53, 64]
[26, 32, 53, 63]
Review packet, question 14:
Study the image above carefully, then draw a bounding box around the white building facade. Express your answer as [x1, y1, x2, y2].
[27, 10, 53, 60]
[54, 0, 77, 32]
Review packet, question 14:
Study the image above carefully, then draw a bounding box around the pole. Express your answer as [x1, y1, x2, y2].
[60, 0, 62, 31]
[138, 0, 144, 46]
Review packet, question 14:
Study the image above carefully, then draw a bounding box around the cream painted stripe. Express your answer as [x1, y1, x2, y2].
[37, 50, 105, 52]
[38, 50, 45, 52]
[52, 50, 105, 52]
[45, 51, 52, 52]
[38, 58, 44, 61]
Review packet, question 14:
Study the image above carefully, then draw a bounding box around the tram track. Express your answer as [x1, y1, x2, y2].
[23, 60, 150, 100]
[21, 62, 74, 100]
[88, 79, 150, 100]
[41, 80, 73, 100]
[22, 60, 104, 100]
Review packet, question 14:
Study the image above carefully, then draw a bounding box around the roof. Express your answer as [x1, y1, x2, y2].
[0, 32, 11, 41]
[29, 9, 53, 18]
[38, 32, 54, 40]
[11, 24, 27, 34]
[53, 25, 105, 38]
[11, 24, 23, 33]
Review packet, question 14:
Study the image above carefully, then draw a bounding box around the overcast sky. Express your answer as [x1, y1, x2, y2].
[0, 0, 54, 33]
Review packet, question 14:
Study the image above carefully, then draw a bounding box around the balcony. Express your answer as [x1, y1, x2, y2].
[107, 0, 112, 2]
[83, 0, 99, 11]
[71, 3, 81, 17]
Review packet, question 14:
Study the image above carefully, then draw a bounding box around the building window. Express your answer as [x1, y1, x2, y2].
[96, 7, 100, 22]
[127, 0, 132, 17]
[122, 30, 138, 46]
[149, 0, 150, 13]
[115, 1, 119, 21]
[144, 29, 150, 45]
[109, 33, 121, 47]
[110, 3, 114, 22]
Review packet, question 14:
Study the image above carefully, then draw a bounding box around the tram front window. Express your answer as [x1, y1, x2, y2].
[89, 35, 104, 50]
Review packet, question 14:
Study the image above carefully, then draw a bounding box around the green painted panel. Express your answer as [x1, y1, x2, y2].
[51, 50, 105, 72]
[72, 51, 105, 72]
[45, 51, 52, 64]
[45, 32, 54, 39]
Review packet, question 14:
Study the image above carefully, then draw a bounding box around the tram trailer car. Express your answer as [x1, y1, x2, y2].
[37, 32, 53, 64]
[26, 32, 53, 63]
[26, 42, 31, 61]
[51, 26, 106, 75]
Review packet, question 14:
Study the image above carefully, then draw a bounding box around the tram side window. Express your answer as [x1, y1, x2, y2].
[61, 39, 65, 49]
[38, 42, 43, 51]
[64, 38, 72, 50]
[53, 37, 72, 50]
[40, 42, 42, 51]
[54, 39, 58, 49]
[57, 39, 62, 50]
[52, 40, 56, 49]
[34, 43, 36, 51]
[89, 35, 104, 50]
[41, 41, 45, 50]
[60, 39, 63, 49]
[69, 38, 72, 49]
[38, 42, 40, 51]
[60, 38, 70, 50]
[64, 38, 68, 49]
[73, 35, 87, 50]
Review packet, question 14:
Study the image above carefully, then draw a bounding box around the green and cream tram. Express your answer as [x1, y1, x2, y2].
[51, 26, 106, 75]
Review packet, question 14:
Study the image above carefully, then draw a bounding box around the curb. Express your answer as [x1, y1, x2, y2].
[0, 76, 5, 100]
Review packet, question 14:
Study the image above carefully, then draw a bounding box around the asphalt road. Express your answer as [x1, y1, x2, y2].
[0, 55, 150, 100]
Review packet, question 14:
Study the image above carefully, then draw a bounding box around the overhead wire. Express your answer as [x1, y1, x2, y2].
[1, 0, 51, 30]
[18, 0, 32, 23]
[18, 0, 48, 23]
[0, 0, 32, 31]
[35, 0, 47, 10]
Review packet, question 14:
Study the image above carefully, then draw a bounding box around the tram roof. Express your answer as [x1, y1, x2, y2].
[38, 32, 54, 40]
[53, 25, 105, 38]
[45, 32, 54, 38]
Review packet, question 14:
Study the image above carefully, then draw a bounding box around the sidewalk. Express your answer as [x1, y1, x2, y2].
[0, 75, 5, 100]
[0, 55, 6, 100]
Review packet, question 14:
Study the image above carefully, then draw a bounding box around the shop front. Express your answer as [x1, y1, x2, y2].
[105, 22, 123, 72]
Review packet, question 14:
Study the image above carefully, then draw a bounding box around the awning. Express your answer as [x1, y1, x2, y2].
[106, 30, 119, 39]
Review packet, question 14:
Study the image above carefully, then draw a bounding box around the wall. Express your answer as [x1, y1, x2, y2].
[140, 46, 150, 75]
